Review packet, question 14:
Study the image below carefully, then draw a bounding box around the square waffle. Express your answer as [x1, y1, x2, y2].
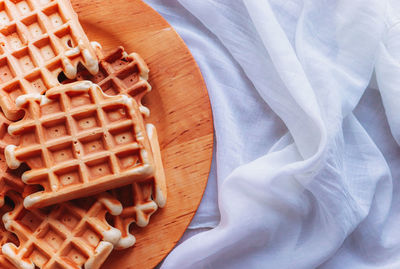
[2, 191, 122, 269]
[111, 124, 167, 250]
[62, 47, 168, 249]
[0, 0, 99, 120]
[64, 46, 167, 207]
[63, 46, 151, 117]
[5, 81, 155, 209]
[0, 110, 25, 208]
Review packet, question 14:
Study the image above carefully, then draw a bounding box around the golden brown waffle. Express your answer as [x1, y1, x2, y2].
[0, 113, 24, 268]
[0, 200, 18, 269]
[0, 0, 99, 120]
[65, 46, 167, 205]
[111, 124, 167, 250]
[63, 46, 151, 117]
[2, 191, 122, 269]
[63, 47, 168, 249]
[0, 111, 25, 208]
[5, 81, 155, 209]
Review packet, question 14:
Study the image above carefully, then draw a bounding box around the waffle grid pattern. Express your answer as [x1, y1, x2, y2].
[111, 180, 157, 249]
[6, 82, 154, 208]
[2, 192, 122, 269]
[0, 112, 24, 208]
[67, 46, 151, 112]
[111, 124, 167, 249]
[65, 48, 168, 249]
[0, 0, 98, 120]
[0, 202, 18, 269]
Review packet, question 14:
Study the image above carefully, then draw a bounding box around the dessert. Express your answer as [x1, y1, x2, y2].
[111, 123, 166, 249]
[0, 1, 167, 266]
[145, 123, 167, 209]
[62, 46, 167, 207]
[62, 46, 152, 117]
[0, 0, 98, 120]
[0, 111, 25, 208]
[0, 200, 18, 269]
[2, 191, 122, 269]
[61, 47, 168, 249]
[5, 81, 155, 209]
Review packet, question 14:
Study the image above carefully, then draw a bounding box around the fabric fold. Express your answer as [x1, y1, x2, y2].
[142, 0, 400, 268]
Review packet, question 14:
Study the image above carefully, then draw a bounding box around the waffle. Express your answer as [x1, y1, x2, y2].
[63, 47, 168, 248]
[64, 47, 166, 206]
[5, 81, 155, 209]
[0, 113, 24, 268]
[2, 191, 122, 269]
[0, 111, 25, 208]
[0, 200, 18, 268]
[111, 124, 166, 250]
[0, 0, 99, 120]
[63, 46, 151, 117]
[145, 124, 167, 208]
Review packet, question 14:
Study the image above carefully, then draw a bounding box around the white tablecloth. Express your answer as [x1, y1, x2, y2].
[145, 1, 400, 268]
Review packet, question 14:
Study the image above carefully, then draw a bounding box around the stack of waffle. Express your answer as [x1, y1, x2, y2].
[0, 0, 167, 268]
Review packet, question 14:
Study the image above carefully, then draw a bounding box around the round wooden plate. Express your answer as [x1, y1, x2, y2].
[70, 0, 214, 268]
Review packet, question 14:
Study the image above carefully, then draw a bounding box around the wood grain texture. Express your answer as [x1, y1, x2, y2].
[70, 0, 214, 268]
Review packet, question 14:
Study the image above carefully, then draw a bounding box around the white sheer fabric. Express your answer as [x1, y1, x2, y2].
[144, 0, 400, 268]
